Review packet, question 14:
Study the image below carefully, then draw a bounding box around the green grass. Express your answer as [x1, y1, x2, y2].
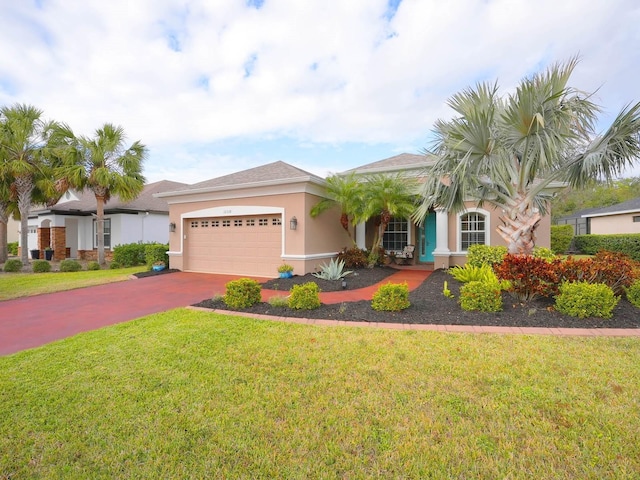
[0, 266, 147, 301]
[1, 310, 639, 478]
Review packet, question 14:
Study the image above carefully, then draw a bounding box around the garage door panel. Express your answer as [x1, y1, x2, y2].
[185, 214, 282, 276]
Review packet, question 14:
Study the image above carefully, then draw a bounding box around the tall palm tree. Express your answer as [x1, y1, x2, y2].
[59, 123, 147, 265]
[358, 173, 418, 266]
[310, 172, 363, 244]
[0, 179, 16, 263]
[414, 57, 640, 254]
[0, 104, 70, 264]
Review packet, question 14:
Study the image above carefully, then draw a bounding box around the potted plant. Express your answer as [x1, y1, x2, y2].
[44, 247, 54, 261]
[152, 261, 166, 272]
[277, 263, 294, 278]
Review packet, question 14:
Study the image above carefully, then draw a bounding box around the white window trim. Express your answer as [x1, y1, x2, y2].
[382, 217, 412, 253]
[456, 208, 490, 254]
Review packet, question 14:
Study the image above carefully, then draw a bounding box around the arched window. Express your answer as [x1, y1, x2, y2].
[459, 211, 486, 251]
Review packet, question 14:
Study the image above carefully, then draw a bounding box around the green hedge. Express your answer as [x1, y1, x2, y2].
[112, 242, 169, 267]
[550, 225, 574, 254]
[144, 243, 169, 268]
[573, 234, 640, 260]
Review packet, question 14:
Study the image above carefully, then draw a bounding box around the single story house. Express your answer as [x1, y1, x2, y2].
[555, 207, 602, 235]
[579, 197, 640, 235]
[26, 180, 186, 261]
[158, 154, 552, 277]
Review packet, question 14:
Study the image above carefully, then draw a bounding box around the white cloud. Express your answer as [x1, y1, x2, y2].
[1, 0, 639, 183]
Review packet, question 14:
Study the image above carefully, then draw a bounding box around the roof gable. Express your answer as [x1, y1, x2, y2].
[342, 153, 434, 175]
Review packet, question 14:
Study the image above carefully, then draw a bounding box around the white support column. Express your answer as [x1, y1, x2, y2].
[433, 208, 451, 268]
[355, 222, 366, 249]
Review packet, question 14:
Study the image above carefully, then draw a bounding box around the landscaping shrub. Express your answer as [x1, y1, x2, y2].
[459, 280, 502, 312]
[3, 259, 23, 272]
[550, 225, 574, 254]
[144, 243, 169, 268]
[590, 251, 638, 295]
[112, 243, 147, 267]
[60, 259, 82, 272]
[337, 247, 368, 269]
[555, 282, 619, 319]
[268, 295, 289, 308]
[109, 261, 122, 270]
[573, 233, 640, 260]
[87, 261, 101, 271]
[449, 264, 498, 284]
[32, 260, 51, 273]
[7, 241, 18, 256]
[625, 280, 640, 309]
[494, 254, 561, 301]
[288, 282, 321, 310]
[532, 246, 557, 261]
[313, 258, 353, 280]
[223, 278, 262, 309]
[371, 282, 410, 311]
[466, 245, 507, 268]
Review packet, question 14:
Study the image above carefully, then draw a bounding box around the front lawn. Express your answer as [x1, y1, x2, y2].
[1, 309, 639, 478]
[0, 266, 147, 301]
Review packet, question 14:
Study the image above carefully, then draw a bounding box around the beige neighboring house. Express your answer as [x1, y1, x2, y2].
[580, 197, 640, 235]
[157, 153, 552, 277]
[6, 215, 19, 244]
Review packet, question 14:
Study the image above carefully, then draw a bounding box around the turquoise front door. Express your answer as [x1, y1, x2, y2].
[418, 211, 436, 262]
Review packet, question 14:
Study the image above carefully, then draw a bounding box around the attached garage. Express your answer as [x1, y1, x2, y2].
[184, 212, 283, 277]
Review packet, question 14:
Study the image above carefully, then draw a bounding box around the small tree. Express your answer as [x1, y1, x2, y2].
[310, 172, 362, 244]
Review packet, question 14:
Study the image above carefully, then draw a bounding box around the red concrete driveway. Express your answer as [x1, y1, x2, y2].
[0, 272, 241, 356]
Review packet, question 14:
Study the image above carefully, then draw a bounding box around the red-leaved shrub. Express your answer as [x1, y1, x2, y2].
[494, 254, 561, 301]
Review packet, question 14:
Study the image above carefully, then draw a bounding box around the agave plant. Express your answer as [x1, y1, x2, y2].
[312, 258, 353, 281]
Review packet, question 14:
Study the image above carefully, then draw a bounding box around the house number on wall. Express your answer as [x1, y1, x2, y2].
[223, 209, 232, 214]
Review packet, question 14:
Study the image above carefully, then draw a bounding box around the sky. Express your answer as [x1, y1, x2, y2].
[1, 0, 639, 184]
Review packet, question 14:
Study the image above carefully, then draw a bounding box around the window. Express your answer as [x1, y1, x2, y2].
[382, 217, 408, 251]
[246, 219, 255, 226]
[222, 220, 231, 227]
[211, 220, 219, 227]
[633, 216, 640, 223]
[93, 218, 111, 249]
[234, 219, 242, 227]
[201, 220, 209, 228]
[190, 221, 198, 228]
[259, 218, 268, 226]
[272, 217, 281, 226]
[460, 212, 486, 250]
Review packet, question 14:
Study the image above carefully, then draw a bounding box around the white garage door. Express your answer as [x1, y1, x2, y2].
[184, 214, 283, 277]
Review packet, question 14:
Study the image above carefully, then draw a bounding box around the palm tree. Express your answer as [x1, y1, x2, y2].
[0, 179, 16, 263]
[414, 57, 640, 255]
[59, 123, 147, 265]
[0, 104, 70, 264]
[358, 173, 418, 266]
[310, 172, 362, 244]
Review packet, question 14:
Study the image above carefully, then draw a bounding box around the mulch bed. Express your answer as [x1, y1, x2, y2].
[193, 268, 640, 329]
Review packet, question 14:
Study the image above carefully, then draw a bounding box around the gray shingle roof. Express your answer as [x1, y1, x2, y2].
[186, 161, 324, 191]
[342, 153, 434, 174]
[33, 180, 187, 215]
[582, 197, 640, 217]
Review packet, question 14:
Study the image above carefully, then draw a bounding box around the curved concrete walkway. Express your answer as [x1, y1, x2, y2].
[2, 269, 638, 357]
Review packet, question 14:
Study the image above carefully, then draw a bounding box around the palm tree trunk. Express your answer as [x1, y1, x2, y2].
[15, 175, 34, 265]
[95, 192, 106, 265]
[497, 208, 541, 255]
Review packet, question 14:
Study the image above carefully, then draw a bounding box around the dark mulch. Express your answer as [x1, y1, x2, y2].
[133, 268, 181, 278]
[193, 268, 640, 329]
[261, 266, 397, 292]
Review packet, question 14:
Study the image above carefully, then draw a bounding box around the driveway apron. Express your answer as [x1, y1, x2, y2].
[0, 272, 239, 356]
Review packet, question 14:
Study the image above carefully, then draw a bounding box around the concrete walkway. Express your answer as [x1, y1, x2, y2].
[2, 269, 638, 357]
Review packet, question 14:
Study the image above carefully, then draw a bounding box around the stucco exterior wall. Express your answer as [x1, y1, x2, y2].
[589, 213, 640, 235]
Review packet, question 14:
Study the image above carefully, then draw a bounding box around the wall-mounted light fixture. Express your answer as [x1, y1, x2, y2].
[169, 222, 176, 232]
[289, 216, 298, 230]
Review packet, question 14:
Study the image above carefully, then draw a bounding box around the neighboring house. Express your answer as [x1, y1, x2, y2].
[6, 215, 19, 244]
[26, 180, 187, 261]
[158, 154, 552, 277]
[578, 197, 640, 235]
[555, 207, 601, 235]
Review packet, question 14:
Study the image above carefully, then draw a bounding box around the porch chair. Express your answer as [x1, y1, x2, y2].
[393, 244, 415, 265]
